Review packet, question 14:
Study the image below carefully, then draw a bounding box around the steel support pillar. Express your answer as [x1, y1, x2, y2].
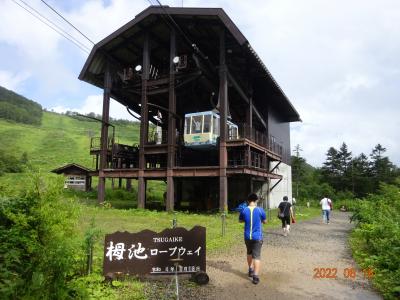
[219, 29, 228, 212]
[166, 28, 176, 212]
[138, 33, 150, 209]
[98, 67, 112, 203]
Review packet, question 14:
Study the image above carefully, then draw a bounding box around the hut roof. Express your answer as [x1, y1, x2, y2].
[51, 163, 92, 175]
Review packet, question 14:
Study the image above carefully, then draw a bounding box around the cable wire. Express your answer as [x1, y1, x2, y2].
[10, 0, 90, 54]
[17, 0, 91, 51]
[146, 0, 208, 60]
[40, 0, 95, 45]
[151, 0, 194, 47]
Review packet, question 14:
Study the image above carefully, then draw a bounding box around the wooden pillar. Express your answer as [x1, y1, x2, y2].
[118, 158, 122, 188]
[219, 28, 228, 212]
[247, 145, 251, 167]
[98, 67, 112, 203]
[166, 28, 176, 212]
[126, 178, 132, 191]
[87, 176, 92, 191]
[246, 87, 253, 140]
[138, 33, 150, 209]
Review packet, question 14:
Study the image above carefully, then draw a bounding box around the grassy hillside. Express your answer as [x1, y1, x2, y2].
[0, 111, 142, 191]
[0, 85, 42, 125]
[0, 111, 140, 171]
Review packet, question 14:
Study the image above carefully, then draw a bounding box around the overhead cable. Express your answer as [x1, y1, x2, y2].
[40, 0, 95, 45]
[10, 0, 90, 54]
[18, 0, 91, 51]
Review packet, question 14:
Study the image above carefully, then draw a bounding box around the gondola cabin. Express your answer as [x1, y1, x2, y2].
[184, 111, 238, 148]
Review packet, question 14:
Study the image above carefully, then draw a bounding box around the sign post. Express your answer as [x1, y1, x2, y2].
[103, 226, 206, 277]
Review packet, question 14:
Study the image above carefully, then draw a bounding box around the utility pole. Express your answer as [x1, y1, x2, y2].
[292, 144, 303, 199]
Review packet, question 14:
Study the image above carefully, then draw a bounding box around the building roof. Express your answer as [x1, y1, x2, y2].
[51, 163, 93, 175]
[79, 6, 301, 123]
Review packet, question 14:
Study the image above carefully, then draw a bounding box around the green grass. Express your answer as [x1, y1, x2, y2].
[77, 204, 321, 259]
[0, 112, 150, 196]
[0, 112, 140, 172]
[0, 112, 172, 202]
[74, 205, 320, 298]
[68, 203, 320, 298]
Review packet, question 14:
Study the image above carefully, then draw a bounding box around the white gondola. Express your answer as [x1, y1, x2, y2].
[184, 111, 238, 148]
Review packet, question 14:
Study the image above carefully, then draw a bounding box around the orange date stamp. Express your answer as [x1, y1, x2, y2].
[313, 267, 374, 280]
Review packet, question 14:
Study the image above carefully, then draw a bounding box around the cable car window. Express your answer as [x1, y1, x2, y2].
[213, 116, 219, 135]
[185, 117, 191, 134]
[228, 125, 233, 139]
[203, 115, 211, 133]
[233, 127, 238, 139]
[192, 116, 202, 133]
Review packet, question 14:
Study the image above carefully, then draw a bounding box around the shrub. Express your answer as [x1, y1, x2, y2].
[350, 182, 400, 299]
[0, 175, 82, 299]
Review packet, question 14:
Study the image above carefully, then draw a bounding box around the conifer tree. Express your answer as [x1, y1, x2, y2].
[370, 144, 395, 189]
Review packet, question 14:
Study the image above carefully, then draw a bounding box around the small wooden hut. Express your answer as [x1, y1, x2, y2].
[51, 163, 93, 191]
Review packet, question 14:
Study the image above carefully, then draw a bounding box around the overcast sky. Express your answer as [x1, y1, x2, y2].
[1, 0, 399, 167]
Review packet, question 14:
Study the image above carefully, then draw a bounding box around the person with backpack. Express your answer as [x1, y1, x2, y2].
[278, 196, 294, 236]
[239, 193, 266, 284]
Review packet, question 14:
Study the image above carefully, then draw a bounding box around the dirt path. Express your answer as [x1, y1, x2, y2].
[191, 212, 382, 300]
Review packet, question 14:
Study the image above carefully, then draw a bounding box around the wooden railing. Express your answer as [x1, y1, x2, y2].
[231, 123, 290, 162]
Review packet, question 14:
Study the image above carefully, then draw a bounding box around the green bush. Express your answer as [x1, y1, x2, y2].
[0, 175, 82, 299]
[0, 151, 29, 175]
[350, 182, 400, 299]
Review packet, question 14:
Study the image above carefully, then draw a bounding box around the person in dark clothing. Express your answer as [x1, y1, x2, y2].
[278, 196, 293, 236]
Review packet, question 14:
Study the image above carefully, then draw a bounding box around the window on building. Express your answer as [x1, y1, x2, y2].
[65, 176, 86, 185]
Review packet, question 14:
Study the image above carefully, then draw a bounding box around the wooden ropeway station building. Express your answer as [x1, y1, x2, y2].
[79, 6, 301, 212]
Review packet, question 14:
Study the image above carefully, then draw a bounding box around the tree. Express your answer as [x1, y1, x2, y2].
[370, 144, 396, 189]
[351, 153, 373, 197]
[337, 143, 352, 191]
[321, 147, 341, 190]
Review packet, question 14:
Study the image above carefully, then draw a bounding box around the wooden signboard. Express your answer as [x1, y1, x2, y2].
[103, 226, 206, 276]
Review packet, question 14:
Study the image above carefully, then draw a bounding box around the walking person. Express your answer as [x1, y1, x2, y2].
[239, 193, 266, 284]
[320, 196, 333, 224]
[278, 196, 293, 236]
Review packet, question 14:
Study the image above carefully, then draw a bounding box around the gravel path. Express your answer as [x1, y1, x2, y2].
[181, 211, 382, 300]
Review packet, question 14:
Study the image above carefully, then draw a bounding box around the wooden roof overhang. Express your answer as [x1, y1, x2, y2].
[51, 163, 93, 175]
[79, 6, 301, 126]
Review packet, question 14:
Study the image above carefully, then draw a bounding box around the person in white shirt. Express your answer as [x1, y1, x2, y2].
[320, 196, 332, 224]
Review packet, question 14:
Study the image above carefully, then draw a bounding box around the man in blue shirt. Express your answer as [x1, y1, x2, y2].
[239, 193, 266, 284]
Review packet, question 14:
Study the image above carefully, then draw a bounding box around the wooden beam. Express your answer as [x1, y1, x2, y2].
[219, 28, 228, 213]
[226, 70, 267, 129]
[166, 28, 176, 212]
[270, 161, 281, 173]
[98, 66, 112, 203]
[138, 32, 150, 209]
